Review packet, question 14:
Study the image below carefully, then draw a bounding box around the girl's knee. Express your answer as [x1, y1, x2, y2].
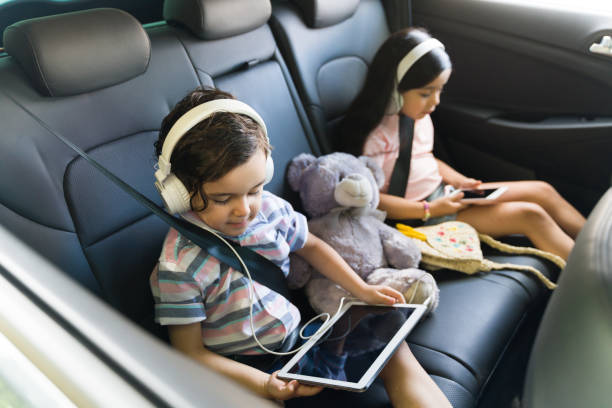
[512, 202, 551, 226]
[529, 180, 558, 200]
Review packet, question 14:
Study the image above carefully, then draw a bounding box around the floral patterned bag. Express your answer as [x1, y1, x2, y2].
[396, 221, 562, 289]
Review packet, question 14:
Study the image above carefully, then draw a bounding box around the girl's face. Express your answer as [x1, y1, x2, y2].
[194, 148, 267, 236]
[400, 69, 452, 120]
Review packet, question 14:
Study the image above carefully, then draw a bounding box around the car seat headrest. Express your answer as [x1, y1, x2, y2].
[291, 0, 359, 28]
[164, 0, 271, 40]
[3, 8, 151, 97]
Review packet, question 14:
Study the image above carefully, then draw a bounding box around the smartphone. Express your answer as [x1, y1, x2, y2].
[459, 186, 507, 203]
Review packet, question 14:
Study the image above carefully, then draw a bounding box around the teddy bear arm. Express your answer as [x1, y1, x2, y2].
[379, 224, 422, 269]
[287, 253, 313, 289]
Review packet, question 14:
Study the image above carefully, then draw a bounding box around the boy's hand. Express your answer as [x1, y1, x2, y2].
[357, 284, 405, 305]
[264, 371, 323, 400]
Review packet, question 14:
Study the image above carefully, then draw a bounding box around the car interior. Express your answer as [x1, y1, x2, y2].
[0, 0, 610, 407]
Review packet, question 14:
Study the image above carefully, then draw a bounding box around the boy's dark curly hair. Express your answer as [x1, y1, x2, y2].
[155, 87, 270, 211]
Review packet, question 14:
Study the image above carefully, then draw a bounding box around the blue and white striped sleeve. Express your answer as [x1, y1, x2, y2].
[150, 261, 206, 326]
[267, 193, 309, 252]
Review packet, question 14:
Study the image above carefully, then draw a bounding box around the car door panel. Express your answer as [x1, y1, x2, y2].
[413, 0, 612, 215]
[434, 103, 611, 214]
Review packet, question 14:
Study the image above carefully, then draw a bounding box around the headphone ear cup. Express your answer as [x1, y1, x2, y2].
[387, 89, 404, 115]
[264, 155, 274, 184]
[155, 173, 192, 214]
[395, 90, 404, 112]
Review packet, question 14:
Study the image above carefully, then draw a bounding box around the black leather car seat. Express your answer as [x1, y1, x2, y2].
[162, 0, 320, 201]
[1, 9, 197, 336]
[0, 1, 319, 335]
[271, 0, 390, 153]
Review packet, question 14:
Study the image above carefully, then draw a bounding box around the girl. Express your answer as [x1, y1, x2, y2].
[336, 28, 585, 260]
[150, 87, 451, 407]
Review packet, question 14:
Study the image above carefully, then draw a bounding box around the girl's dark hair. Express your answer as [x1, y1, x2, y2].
[154, 87, 270, 211]
[335, 28, 452, 156]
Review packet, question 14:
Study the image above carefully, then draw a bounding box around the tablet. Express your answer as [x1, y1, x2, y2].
[277, 301, 426, 392]
[458, 186, 507, 203]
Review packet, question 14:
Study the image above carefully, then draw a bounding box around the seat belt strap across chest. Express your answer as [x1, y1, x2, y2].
[387, 114, 415, 198]
[3, 90, 291, 299]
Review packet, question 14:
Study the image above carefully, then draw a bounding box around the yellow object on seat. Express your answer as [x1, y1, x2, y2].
[396, 221, 563, 289]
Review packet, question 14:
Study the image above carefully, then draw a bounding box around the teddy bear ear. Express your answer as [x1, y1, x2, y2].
[287, 153, 316, 191]
[359, 156, 385, 188]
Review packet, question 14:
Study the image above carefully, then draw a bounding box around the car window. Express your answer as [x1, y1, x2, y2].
[0, 331, 75, 407]
[0, 0, 164, 47]
[481, 0, 612, 13]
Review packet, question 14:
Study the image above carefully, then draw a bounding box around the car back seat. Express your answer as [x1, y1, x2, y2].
[0, 2, 561, 407]
[162, 0, 321, 201]
[0, 2, 389, 407]
[271, 1, 561, 406]
[0, 8, 195, 337]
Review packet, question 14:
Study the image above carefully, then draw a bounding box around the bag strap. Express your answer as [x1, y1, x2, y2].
[387, 114, 415, 198]
[478, 234, 566, 270]
[6, 92, 291, 299]
[478, 234, 563, 290]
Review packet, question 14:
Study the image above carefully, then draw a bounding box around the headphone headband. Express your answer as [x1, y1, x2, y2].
[154, 98, 273, 215]
[156, 98, 268, 178]
[396, 38, 445, 84]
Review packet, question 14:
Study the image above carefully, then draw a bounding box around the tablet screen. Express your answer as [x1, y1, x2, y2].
[283, 304, 417, 385]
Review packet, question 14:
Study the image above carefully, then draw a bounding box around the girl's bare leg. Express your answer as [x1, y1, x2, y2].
[379, 342, 452, 408]
[478, 181, 585, 239]
[457, 201, 573, 259]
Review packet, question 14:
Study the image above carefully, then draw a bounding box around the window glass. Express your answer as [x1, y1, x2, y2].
[0, 0, 164, 47]
[0, 378, 28, 408]
[483, 0, 612, 13]
[0, 331, 76, 407]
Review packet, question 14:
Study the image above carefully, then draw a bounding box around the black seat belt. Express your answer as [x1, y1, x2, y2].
[5, 92, 291, 299]
[387, 114, 415, 198]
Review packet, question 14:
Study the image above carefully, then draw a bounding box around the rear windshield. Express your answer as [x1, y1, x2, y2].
[0, 0, 163, 48]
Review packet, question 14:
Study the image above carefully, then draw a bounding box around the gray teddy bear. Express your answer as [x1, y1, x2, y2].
[286, 152, 439, 316]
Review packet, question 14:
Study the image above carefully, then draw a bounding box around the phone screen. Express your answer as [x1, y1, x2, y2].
[461, 188, 498, 199]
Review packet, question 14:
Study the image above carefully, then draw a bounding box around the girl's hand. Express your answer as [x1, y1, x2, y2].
[264, 372, 323, 400]
[455, 177, 482, 189]
[431, 193, 468, 216]
[357, 284, 406, 305]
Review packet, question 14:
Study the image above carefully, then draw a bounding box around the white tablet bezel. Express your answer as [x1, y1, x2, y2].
[459, 186, 508, 204]
[277, 301, 426, 392]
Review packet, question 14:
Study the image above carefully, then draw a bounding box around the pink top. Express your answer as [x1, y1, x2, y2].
[363, 114, 442, 201]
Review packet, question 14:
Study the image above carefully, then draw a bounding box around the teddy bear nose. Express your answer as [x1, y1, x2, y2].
[334, 174, 373, 208]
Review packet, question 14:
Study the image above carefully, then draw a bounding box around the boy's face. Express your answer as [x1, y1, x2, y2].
[400, 68, 451, 120]
[194, 148, 267, 236]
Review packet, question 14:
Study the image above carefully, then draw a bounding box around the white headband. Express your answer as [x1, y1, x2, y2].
[396, 38, 445, 83]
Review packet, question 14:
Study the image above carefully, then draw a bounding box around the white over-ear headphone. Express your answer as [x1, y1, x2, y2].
[390, 38, 445, 114]
[154, 99, 274, 214]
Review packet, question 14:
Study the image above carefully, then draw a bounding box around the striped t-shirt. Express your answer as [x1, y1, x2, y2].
[150, 191, 308, 355]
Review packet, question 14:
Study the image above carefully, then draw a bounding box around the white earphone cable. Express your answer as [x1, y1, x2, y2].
[180, 215, 433, 356]
[182, 215, 349, 356]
